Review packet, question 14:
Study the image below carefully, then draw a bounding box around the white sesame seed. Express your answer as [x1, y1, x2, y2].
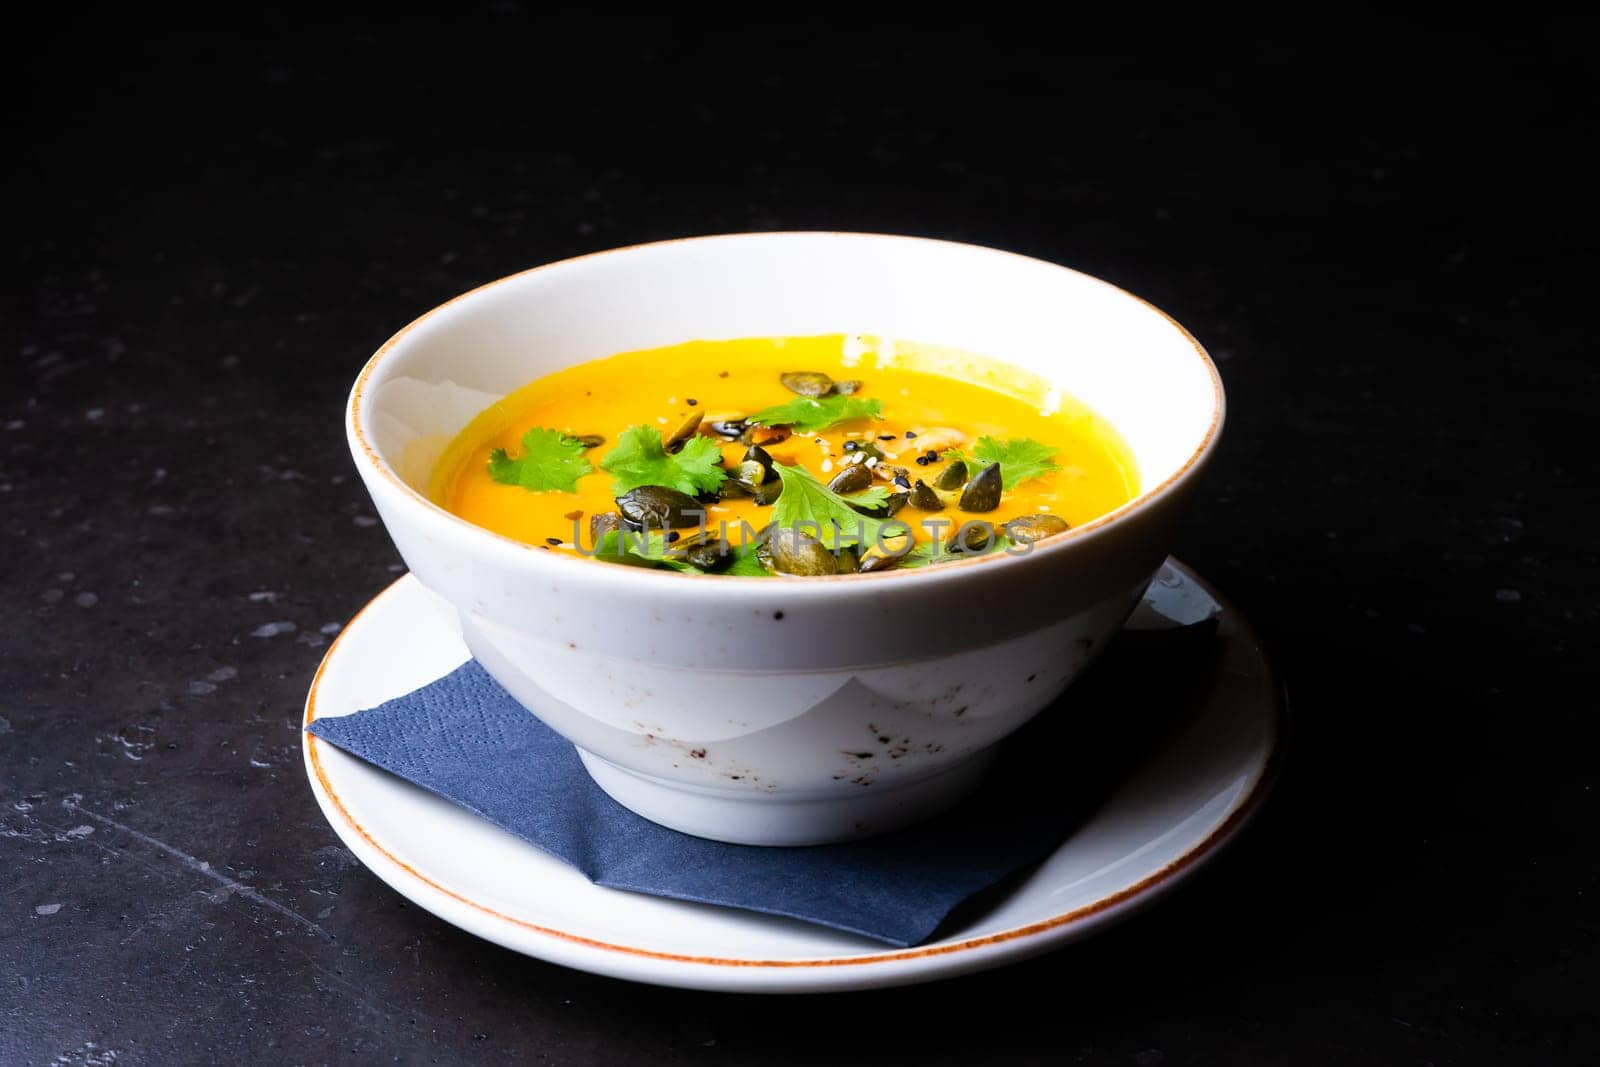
[657, 416, 668, 424]
[1039, 505, 1051, 511]
[821, 459, 833, 472]
[865, 456, 879, 468]
[667, 397, 676, 404]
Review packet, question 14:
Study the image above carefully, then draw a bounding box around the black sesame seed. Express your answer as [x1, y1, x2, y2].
[923, 450, 939, 462]
[905, 430, 918, 439]
[843, 440, 860, 452]
[686, 398, 698, 406]
[893, 474, 911, 488]
[545, 537, 562, 546]
[915, 455, 930, 466]
[666, 530, 681, 543]
[878, 434, 896, 441]
[539, 545, 551, 550]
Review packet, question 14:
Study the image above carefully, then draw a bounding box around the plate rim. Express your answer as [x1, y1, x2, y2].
[302, 561, 1285, 988]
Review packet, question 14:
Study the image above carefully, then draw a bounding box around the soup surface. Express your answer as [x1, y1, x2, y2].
[432, 335, 1138, 576]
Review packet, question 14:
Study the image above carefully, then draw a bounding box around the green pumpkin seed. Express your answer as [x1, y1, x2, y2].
[743, 445, 776, 482]
[663, 412, 703, 454]
[779, 371, 834, 397]
[958, 462, 1003, 512]
[945, 520, 999, 554]
[826, 463, 874, 495]
[680, 536, 734, 572]
[1003, 514, 1070, 544]
[765, 526, 851, 576]
[908, 479, 945, 511]
[734, 460, 769, 488]
[589, 512, 621, 542]
[616, 486, 704, 528]
[933, 458, 967, 490]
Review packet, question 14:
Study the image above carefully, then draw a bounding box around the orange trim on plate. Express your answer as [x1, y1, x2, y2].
[303, 569, 1283, 969]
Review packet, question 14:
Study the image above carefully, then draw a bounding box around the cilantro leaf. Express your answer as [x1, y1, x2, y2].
[591, 529, 773, 577]
[838, 484, 890, 509]
[747, 395, 883, 433]
[945, 436, 1059, 490]
[599, 425, 728, 496]
[590, 529, 700, 573]
[768, 463, 887, 549]
[487, 427, 594, 492]
[895, 533, 1015, 569]
[724, 542, 772, 577]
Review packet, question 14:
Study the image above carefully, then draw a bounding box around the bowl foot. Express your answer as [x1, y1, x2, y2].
[576, 747, 999, 847]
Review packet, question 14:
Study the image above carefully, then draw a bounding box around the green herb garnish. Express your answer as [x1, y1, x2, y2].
[600, 425, 728, 496]
[724, 541, 772, 577]
[591, 529, 773, 577]
[768, 463, 888, 549]
[895, 533, 1015, 568]
[945, 437, 1059, 490]
[838, 485, 891, 509]
[747, 395, 883, 434]
[487, 427, 594, 493]
[590, 529, 700, 573]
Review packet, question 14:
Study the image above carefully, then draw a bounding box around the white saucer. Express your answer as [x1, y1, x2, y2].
[302, 560, 1283, 993]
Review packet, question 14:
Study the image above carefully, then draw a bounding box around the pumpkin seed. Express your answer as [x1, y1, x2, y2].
[933, 458, 968, 490]
[1003, 514, 1070, 544]
[946, 520, 999, 554]
[743, 444, 776, 482]
[734, 459, 769, 489]
[908, 479, 945, 511]
[589, 512, 621, 542]
[663, 412, 703, 454]
[678, 534, 734, 572]
[765, 526, 853, 576]
[616, 485, 704, 528]
[958, 462, 1003, 512]
[779, 371, 834, 397]
[826, 463, 874, 495]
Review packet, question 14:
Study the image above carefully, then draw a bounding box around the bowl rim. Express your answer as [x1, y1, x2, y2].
[347, 231, 1225, 591]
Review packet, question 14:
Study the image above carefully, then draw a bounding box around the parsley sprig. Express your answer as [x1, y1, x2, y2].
[768, 463, 888, 549]
[486, 428, 594, 493]
[747, 394, 883, 434]
[945, 436, 1059, 490]
[600, 425, 728, 496]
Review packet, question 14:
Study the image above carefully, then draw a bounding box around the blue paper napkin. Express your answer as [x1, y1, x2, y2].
[307, 594, 1216, 947]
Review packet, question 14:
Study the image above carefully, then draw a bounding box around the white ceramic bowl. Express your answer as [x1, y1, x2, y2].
[347, 233, 1223, 846]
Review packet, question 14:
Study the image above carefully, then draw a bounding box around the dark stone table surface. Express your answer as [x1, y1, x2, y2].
[3, 14, 1593, 1065]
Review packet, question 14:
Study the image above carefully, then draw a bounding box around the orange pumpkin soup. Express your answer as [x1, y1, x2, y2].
[431, 335, 1137, 576]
